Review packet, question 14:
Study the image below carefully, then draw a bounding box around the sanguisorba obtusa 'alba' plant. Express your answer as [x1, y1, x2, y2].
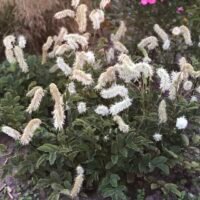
[1, 0, 200, 199]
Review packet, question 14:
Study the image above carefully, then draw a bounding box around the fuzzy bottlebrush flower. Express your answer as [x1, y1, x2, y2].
[179, 58, 193, 78]
[18, 35, 26, 49]
[1, 126, 21, 140]
[153, 133, 162, 142]
[20, 119, 42, 145]
[135, 62, 154, 79]
[71, 69, 93, 85]
[168, 71, 182, 100]
[100, 84, 128, 99]
[100, 0, 111, 9]
[89, 9, 105, 30]
[68, 82, 76, 95]
[42, 36, 54, 64]
[71, 0, 80, 8]
[95, 66, 116, 90]
[138, 36, 158, 50]
[54, 27, 68, 47]
[73, 51, 95, 69]
[176, 116, 188, 130]
[55, 44, 71, 56]
[75, 4, 88, 33]
[13, 46, 29, 73]
[137, 36, 158, 62]
[110, 97, 132, 116]
[3, 35, 15, 49]
[26, 87, 45, 114]
[196, 86, 200, 93]
[54, 9, 75, 19]
[49, 83, 65, 130]
[113, 40, 128, 54]
[172, 27, 181, 36]
[153, 24, 170, 50]
[158, 100, 167, 124]
[49, 83, 62, 103]
[56, 57, 72, 76]
[113, 115, 129, 133]
[70, 166, 84, 199]
[180, 25, 192, 46]
[116, 54, 140, 83]
[156, 68, 171, 92]
[190, 96, 198, 103]
[95, 105, 109, 116]
[26, 86, 42, 97]
[112, 21, 127, 41]
[77, 102, 87, 114]
[64, 34, 88, 50]
[5, 49, 16, 64]
[106, 48, 115, 64]
[85, 51, 95, 64]
[183, 80, 193, 91]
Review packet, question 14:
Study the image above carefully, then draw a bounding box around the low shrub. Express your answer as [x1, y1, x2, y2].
[0, 0, 200, 199]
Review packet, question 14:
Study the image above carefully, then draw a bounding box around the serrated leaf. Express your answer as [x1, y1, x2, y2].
[38, 144, 59, 153]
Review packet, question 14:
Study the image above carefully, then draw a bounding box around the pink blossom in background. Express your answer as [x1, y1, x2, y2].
[176, 6, 184, 14]
[141, 0, 157, 6]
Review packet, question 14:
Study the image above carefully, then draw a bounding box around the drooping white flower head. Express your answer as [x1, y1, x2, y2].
[153, 24, 170, 50]
[85, 51, 95, 64]
[54, 9, 75, 19]
[153, 133, 162, 142]
[71, 0, 80, 8]
[172, 27, 181, 36]
[95, 105, 109, 116]
[76, 165, 84, 175]
[158, 100, 167, 124]
[18, 35, 27, 49]
[176, 116, 188, 130]
[100, 0, 111, 10]
[113, 115, 129, 133]
[77, 102, 87, 114]
[3, 35, 16, 49]
[110, 97, 132, 116]
[183, 80, 193, 91]
[156, 68, 171, 92]
[89, 9, 105, 30]
[1, 126, 21, 140]
[100, 84, 128, 99]
[195, 86, 200, 93]
[56, 57, 72, 76]
[68, 82, 76, 95]
[190, 96, 198, 103]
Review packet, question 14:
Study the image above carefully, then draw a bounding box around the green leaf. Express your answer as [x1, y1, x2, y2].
[111, 155, 118, 165]
[164, 183, 181, 197]
[38, 144, 59, 153]
[157, 164, 170, 175]
[51, 183, 64, 191]
[150, 156, 167, 166]
[110, 174, 120, 188]
[49, 152, 57, 165]
[120, 148, 128, 158]
[36, 154, 48, 169]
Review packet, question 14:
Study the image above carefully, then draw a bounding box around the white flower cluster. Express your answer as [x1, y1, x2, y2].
[176, 116, 188, 130]
[95, 105, 109, 116]
[77, 102, 87, 114]
[156, 68, 171, 92]
[100, 84, 128, 99]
